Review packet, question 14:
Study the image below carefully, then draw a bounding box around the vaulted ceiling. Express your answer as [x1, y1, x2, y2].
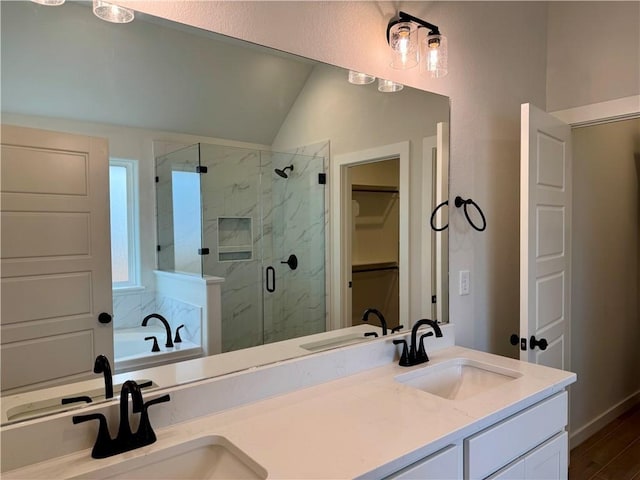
[1, 1, 315, 145]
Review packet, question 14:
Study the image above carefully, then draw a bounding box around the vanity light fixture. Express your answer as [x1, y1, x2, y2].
[93, 0, 134, 24]
[348, 71, 376, 85]
[386, 11, 448, 78]
[378, 79, 404, 93]
[30, 0, 65, 5]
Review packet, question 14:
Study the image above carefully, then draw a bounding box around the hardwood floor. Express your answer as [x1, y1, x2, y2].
[569, 403, 640, 480]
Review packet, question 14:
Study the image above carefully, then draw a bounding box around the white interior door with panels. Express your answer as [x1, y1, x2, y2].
[519, 103, 572, 369]
[0, 125, 113, 394]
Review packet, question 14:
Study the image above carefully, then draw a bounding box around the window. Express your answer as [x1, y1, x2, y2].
[109, 159, 139, 288]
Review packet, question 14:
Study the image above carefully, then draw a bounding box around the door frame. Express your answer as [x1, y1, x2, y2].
[330, 141, 410, 331]
[550, 94, 639, 127]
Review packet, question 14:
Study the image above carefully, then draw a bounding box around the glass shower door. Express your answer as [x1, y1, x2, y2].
[198, 143, 264, 352]
[261, 151, 326, 344]
[155, 144, 203, 276]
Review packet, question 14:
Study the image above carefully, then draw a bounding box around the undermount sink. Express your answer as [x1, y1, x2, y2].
[72, 436, 267, 480]
[5, 380, 158, 423]
[395, 358, 522, 400]
[300, 333, 371, 352]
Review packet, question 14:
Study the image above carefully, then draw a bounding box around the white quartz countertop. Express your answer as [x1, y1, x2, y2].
[5, 345, 576, 479]
[1, 325, 382, 425]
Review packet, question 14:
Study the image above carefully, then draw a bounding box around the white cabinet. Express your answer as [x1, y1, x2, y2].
[380, 391, 569, 480]
[488, 432, 568, 480]
[466, 392, 568, 479]
[385, 444, 462, 479]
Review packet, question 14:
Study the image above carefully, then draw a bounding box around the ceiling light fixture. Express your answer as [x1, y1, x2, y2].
[93, 0, 134, 24]
[386, 11, 448, 78]
[30, 0, 65, 5]
[378, 79, 404, 93]
[348, 71, 376, 85]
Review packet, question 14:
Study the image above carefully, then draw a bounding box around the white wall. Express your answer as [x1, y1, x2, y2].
[570, 118, 640, 441]
[546, 2, 640, 111]
[122, 0, 549, 358]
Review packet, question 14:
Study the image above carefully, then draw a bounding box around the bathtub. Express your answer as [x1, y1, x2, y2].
[114, 326, 203, 373]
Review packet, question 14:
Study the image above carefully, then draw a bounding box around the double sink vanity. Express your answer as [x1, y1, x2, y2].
[1, 324, 576, 479]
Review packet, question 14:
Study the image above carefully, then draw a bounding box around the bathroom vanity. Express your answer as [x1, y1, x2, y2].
[1, 326, 575, 479]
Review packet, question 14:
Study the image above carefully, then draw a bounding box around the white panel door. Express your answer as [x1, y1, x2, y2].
[520, 104, 572, 369]
[1, 124, 113, 394]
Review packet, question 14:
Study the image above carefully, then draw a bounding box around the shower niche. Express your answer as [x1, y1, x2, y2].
[217, 217, 253, 262]
[155, 141, 327, 353]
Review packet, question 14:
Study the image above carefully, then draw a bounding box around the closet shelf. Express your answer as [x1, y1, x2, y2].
[352, 261, 398, 273]
[352, 184, 399, 194]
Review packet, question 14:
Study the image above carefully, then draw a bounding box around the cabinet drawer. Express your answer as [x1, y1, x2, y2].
[386, 444, 462, 479]
[465, 392, 567, 479]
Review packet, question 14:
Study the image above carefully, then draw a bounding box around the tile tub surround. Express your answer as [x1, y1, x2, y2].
[113, 326, 202, 374]
[113, 290, 201, 346]
[2, 336, 575, 479]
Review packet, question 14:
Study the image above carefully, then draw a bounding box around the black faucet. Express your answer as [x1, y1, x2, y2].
[93, 354, 113, 399]
[394, 319, 443, 367]
[116, 380, 144, 447]
[72, 380, 171, 459]
[174, 324, 185, 343]
[145, 336, 160, 352]
[362, 308, 388, 335]
[142, 313, 173, 348]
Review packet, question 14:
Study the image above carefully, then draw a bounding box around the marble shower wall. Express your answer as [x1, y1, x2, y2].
[199, 144, 264, 352]
[153, 141, 328, 353]
[262, 141, 329, 343]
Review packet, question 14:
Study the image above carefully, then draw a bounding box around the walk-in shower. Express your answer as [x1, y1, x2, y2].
[155, 142, 327, 353]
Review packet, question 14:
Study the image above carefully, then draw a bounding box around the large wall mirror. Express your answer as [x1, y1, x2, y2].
[0, 1, 449, 424]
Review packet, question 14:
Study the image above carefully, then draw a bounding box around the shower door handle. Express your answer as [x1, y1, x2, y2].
[266, 266, 275, 293]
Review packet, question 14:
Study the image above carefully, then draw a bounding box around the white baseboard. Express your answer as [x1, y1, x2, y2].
[570, 390, 640, 449]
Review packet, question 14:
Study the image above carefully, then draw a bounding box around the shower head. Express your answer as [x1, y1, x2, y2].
[274, 165, 294, 179]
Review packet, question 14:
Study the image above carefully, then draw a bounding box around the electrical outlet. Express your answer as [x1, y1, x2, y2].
[459, 270, 470, 295]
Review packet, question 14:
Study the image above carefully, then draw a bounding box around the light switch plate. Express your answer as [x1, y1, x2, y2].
[459, 270, 470, 295]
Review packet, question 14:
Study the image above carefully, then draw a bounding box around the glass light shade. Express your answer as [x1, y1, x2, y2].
[31, 0, 65, 5]
[93, 0, 134, 24]
[378, 79, 404, 93]
[388, 22, 419, 69]
[423, 34, 448, 78]
[348, 71, 376, 85]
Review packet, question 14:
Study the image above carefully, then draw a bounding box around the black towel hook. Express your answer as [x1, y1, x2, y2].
[429, 200, 449, 231]
[454, 196, 487, 232]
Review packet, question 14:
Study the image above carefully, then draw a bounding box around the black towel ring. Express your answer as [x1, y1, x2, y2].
[429, 200, 449, 231]
[454, 196, 487, 232]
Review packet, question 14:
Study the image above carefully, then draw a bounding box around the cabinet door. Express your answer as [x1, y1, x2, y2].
[524, 432, 568, 479]
[487, 432, 568, 480]
[488, 459, 525, 479]
[386, 444, 461, 479]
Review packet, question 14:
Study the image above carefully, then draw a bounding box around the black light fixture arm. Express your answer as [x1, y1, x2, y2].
[397, 11, 440, 34]
[387, 11, 441, 43]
